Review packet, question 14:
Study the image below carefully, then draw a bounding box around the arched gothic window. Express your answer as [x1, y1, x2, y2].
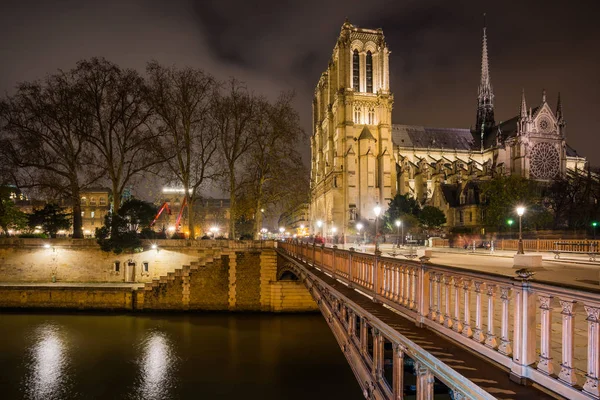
[366, 51, 373, 93]
[352, 50, 360, 91]
[354, 107, 362, 124]
[368, 108, 375, 125]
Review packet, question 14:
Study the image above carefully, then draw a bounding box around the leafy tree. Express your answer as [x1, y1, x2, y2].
[118, 198, 158, 232]
[96, 213, 141, 254]
[28, 204, 71, 238]
[419, 205, 447, 229]
[0, 187, 27, 235]
[480, 176, 540, 229]
[146, 62, 219, 239]
[382, 194, 421, 233]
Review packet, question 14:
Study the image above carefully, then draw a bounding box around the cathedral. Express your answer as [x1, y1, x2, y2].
[309, 20, 587, 236]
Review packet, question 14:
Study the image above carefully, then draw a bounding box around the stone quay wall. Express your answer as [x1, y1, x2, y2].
[0, 240, 316, 312]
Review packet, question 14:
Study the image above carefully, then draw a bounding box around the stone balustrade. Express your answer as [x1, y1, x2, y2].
[281, 241, 600, 400]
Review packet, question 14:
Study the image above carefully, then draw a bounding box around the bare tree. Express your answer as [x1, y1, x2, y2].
[75, 58, 159, 215]
[0, 73, 98, 238]
[146, 62, 219, 238]
[213, 79, 258, 239]
[240, 92, 309, 238]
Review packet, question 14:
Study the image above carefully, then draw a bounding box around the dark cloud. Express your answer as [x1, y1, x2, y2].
[1, 0, 598, 166]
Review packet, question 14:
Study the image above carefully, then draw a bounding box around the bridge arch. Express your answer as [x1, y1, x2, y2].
[276, 262, 300, 281]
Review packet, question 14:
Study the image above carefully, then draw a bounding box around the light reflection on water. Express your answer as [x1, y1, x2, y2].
[23, 323, 70, 400]
[134, 329, 178, 400]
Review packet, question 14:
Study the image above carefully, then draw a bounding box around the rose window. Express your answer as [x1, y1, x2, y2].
[529, 142, 560, 179]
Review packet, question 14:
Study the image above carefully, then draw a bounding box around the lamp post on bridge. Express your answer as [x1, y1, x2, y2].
[507, 219, 514, 239]
[316, 219, 323, 241]
[356, 223, 363, 245]
[592, 221, 598, 240]
[395, 219, 403, 248]
[516, 206, 525, 255]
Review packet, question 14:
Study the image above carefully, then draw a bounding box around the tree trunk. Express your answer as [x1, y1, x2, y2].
[229, 173, 236, 239]
[71, 186, 83, 239]
[187, 194, 196, 239]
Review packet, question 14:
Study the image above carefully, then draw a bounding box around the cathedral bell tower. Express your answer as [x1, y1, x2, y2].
[473, 16, 495, 148]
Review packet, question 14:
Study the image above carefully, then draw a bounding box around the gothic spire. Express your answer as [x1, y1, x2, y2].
[520, 89, 527, 119]
[474, 13, 495, 137]
[556, 92, 563, 120]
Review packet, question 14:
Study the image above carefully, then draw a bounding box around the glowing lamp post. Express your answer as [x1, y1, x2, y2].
[316, 220, 323, 238]
[331, 226, 337, 244]
[356, 223, 363, 244]
[395, 220, 403, 247]
[279, 227, 285, 239]
[592, 221, 598, 240]
[507, 219, 514, 239]
[516, 206, 525, 255]
[374, 204, 382, 252]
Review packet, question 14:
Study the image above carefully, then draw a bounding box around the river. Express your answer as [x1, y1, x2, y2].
[0, 312, 362, 399]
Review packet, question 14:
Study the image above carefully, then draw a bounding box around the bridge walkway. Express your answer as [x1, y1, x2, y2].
[293, 254, 556, 399]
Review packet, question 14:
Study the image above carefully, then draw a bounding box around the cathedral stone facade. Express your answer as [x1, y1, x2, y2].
[310, 21, 587, 236]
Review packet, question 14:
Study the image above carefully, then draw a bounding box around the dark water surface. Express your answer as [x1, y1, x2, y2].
[0, 312, 362, 400]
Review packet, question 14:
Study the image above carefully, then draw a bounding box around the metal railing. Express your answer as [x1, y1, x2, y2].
[432, 238, 600, 253]
[280, 241, 600, 400]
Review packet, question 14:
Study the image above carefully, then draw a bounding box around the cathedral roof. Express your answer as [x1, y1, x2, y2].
[392, 125, 474, 150]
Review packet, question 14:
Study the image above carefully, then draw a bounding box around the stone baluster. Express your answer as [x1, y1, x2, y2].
[416, 363, 435, 400]
[537, 294, 554, 375]
[452, 278, 463, 333]
[558, 299, 577, 386]
[392, 266, 399, 302]
[372, 328, 380, 378]
[384, 265, 390, 298]
[332, 245, 337, 279]
[583, 305, 600, 397]
[462, 280, 473, 338]
[472, 281, 485, 342]
[498, 286, 512, 355]
[484, 285, 498, 349]
[411, 268, 417, 310]
[401, 267, 408, 306]
[428, 272, 436, 320]
[361, 318, 368, 357]
[437, 274, 444, 324]
[443, 276, 453, 329]
[393, 343, 405, 400]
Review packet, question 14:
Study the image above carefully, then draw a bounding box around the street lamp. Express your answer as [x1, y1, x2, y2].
[592, 221, 598, 240]
[507, 219, 514, 239]
[516, 206, 525, 255]
[374, 204, 382, 252]
[356, 222, 363, 244]
[317, 220, 323, 238]
[279, 227, 285, 239]
[395, 220, 403, 248]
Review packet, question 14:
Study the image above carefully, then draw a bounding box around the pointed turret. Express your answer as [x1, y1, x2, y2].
[556, 92, 563, 121]
[474, 13, 495, 139]
[542, 89, 547, 103]
[520, 89, 527, 119]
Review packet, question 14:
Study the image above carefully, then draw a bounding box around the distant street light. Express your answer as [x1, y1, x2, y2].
[356, 222, 363, 244]
[374, 204, 382, 252]
[317, 220, 323, 238]
[516, 206, 525, 255]
[592, 221, 598, 240]
[395, 220, 403, 247]
[279, 227, 285, 239]
[507, 219, 514, 239]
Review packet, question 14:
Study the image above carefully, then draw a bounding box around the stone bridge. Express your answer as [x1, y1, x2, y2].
[279, 241, 600, 400]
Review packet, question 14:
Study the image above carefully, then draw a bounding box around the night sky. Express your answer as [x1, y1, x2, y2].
[1, 0, 599, 166]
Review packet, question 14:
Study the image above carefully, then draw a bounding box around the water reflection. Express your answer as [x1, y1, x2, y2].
[23, 323, 69, 400]
[135, 329, 177, 400]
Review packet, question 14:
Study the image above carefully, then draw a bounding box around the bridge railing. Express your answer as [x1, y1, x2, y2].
[432, 237, 600, 252]
[280, 241, 600, 400]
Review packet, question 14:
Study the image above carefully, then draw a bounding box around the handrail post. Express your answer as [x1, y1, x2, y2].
[472, 281, 485, 342]
[393, 343, 405, 399]
[462, 280, 473, 338]
[485, 285, 498, 349]
[443, 275, 453, 329]
[348, 247, 354, 288]
[498, 286, 512, 355]
[416, 362, 435, 400]
[510, 280, 537, 383]
[332, 245, 337, 280]
[452, 277, 463, 333]
[583, 305, 600, 397]
[372, 250, 381, 302]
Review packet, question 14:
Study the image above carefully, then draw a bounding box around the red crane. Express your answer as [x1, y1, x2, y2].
[150, 197, 188, 232]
